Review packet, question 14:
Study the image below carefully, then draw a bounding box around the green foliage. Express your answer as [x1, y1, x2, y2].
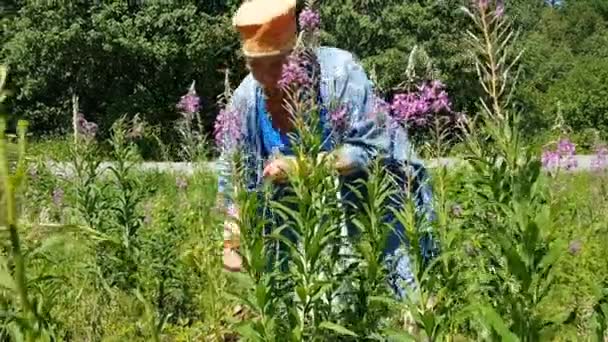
[2, 0, 608, 150]
[1, 2, 242, 141]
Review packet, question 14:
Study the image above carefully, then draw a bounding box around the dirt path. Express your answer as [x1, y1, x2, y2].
[43, 156, 601, 178]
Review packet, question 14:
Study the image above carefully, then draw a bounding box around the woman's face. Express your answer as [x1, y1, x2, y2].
[246, 53, 288, 89]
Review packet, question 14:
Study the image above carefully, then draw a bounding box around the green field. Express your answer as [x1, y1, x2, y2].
[2, 148, 607, 340]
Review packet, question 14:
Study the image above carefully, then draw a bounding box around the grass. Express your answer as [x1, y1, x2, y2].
[3, 155, 606, 340]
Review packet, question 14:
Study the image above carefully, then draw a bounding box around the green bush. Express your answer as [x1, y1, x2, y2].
[1, 0, 608, 153]
[1, 2, 243, 139]
[545, 56, 608, 140]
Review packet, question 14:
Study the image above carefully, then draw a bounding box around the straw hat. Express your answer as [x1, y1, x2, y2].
[233, 0, 298, 58]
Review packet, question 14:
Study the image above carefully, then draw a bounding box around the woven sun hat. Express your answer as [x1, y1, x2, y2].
[233, 0, 298, 58]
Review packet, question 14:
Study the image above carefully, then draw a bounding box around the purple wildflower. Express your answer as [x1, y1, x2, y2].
[391, 93, 416, 123]
[478, 0, 488, 10]
[541, 150, 560, 170]
[495, 0, 505, 17]
[591, 159, 604, 171]
[52, 187, 64, 206]
[177, 82, 201, 118]
[596, 144, 608, 158]
[390, 80, 453, 126]
[432, 91, 451, 113]
[76, 113, 98, 139]
[431, 80, 445, 90]
[591, 144, 608, 171]
[329, 105, 348, 130]
[299, 8, 320, 32]
[278, 53, 311, 89]
[557, 138, 576, 156]
[213, 108, 242, 151]
[568, 240, 583, 255]
[542, 138, 580, 171]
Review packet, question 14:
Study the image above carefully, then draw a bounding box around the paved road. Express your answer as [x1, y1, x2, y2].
[43, 155, 601, 178]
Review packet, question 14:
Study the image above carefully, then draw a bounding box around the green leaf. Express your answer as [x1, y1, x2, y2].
[477, 305, 520, 342]
[537, 240, 563, 272]
[319, 321, 358, 337]
[500, 237, 531, 290]
[0, 260, 15, 291]
[523, 221, 540, 258]
[383, 328, 417, 341]
[369, 295, 399, 307]
[234, 322, 264, 341]
[255, 281, 269, 308]
[296, 286, 307, 303]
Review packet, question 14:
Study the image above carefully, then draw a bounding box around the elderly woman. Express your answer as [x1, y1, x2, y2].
[216, 0, 437, 299]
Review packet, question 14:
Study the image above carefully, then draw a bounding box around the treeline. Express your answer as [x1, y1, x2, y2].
[1, 0, 607, 154]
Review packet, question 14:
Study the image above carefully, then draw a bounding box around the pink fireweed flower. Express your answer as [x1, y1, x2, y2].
[227, 204, 239, 218]
[299, 8, 320, 32]
[541, 150, 560, 170]
[76, 113, 98, 139]
[591, 159, 607, 171]
[177, 82, 201, 117]
[391, 93, 417, 123]
[431, 80, 445, 90]
[390, 80, 453, 126]
[495, 0, 505, 17]
[432, 91, 451, 112]
[213, 108, 242, 151]
[542, 138, 579, 171]
[278, 54, 311, 89]
[557, 138, 576, 156]
[329, 105, 348, 130]
[596, 144, 608, 157]
[591, 144, 608, 171]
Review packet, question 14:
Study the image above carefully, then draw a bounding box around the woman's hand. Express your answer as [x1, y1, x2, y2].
[224, 220, 242, 272]
[318, 149, 358, 176]
[263, 155, 297, 183]
[263, 149, 358, 185]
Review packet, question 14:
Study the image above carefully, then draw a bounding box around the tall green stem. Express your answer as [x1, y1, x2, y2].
[0, 118, 34, 323]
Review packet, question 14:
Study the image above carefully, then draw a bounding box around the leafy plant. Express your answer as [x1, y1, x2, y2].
[458, 2, 570, 340]
[0, 65, 56, 341]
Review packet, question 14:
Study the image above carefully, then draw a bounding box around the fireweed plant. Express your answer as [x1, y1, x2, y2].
[455, 1, 575, 340]
[0, 66, 57, 341]
[176, 80, 210, 162]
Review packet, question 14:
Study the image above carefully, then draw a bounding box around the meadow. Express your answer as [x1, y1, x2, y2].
[2, 132, 608, 341]
[2, 1, 608, 342]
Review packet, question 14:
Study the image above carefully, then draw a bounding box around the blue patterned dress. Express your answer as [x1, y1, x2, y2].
[216, 46, 438, 299]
